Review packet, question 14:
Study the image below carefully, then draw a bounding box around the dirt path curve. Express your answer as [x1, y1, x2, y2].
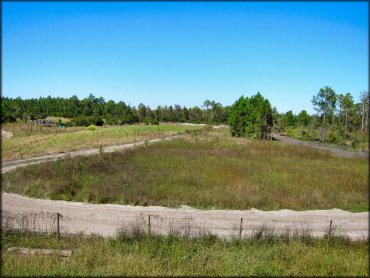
[1, 134, 183, 174]
[2, 193, 368, 240]
[271, 133, 368, 159]
[2, 129, 368, 240]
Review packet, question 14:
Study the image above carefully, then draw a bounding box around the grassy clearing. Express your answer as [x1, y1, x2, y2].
[3, 129, 367, 211]
[2, 229, 368, 276]
[2, 123, 202, 160]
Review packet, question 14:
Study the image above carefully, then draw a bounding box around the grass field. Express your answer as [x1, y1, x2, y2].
[3, 129, 367, 211]
[2, 229, 368, 276]
[2, 123, 202, 160]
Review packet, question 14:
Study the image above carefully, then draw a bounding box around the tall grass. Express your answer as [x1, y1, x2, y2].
[3, 130, 367, 211]
[2, 229, 368, 276]
[2, 123, 202, 160]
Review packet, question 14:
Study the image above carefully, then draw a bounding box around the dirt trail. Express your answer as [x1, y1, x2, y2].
[271, 133, 368, 159]
[2, 193, 368, 240]
[2, 129, 368, 240]
[3, 130, 365, 174]
[1, 134, 183, 173]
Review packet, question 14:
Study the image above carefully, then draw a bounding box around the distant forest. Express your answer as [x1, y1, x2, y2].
[1, 94, 229, 125]
[1, 89, 369, 138]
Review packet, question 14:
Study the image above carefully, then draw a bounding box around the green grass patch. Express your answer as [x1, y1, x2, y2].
[3, 131, 367, 211]
[2, 230, 368, 276]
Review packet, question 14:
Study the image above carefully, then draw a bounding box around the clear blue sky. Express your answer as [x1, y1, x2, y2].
[2, 2, 368, 114]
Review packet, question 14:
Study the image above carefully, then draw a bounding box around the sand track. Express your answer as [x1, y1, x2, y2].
[2, 193, 368, 240]
[1, 134, 183, 173]
[271, 133, 368, 159]
[2, 131, 368, 240]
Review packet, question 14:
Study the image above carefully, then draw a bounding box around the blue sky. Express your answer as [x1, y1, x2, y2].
[2, 2, 368, 114]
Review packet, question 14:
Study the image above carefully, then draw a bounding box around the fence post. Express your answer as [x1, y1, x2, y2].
[328, 220, 333, 238]
[239, 217, 243, 240]
[134, 138, 136, 146]
[56, 213, 60, 238]
[148, 215, 151, 236]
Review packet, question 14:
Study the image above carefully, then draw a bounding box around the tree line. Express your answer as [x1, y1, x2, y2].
[1, 94, 229, 126]
[1, 87, 368, 144]
[226, 87, 368, 142]
[272, 87, 369, 143]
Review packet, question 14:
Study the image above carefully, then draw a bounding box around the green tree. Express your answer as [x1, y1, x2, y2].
[228, 92, 273, 139]
[283, 110, 297, 127]
[297, 110, 311, 128]
[338, 93, 355, 134]
[228, 96, 248, 137]
[360, 91, 369, 133]
[312, 86, 337, 144]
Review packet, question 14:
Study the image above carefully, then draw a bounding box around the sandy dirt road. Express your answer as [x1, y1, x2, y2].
[271, 133, 368, 159]
[3, 131, 366, 174]
[2, 193, 368, 240]
[2, 130, 368, 240]
[1, 134, 183, 173]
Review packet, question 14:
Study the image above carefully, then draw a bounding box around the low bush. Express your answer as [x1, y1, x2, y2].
[71, 116, 104, 127]
[87, 124, 97, 131]
[327, 131, 340, 144]
[144, 117, 159, 125]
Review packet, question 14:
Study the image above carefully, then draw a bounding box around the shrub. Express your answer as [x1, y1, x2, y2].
[63, 121, 73, 127]
[87, 125, 97, 131]
[104, 116, 117, 126]
[327, 131, 340, 144]
[144, 117, 159, 125]
[71, 116, 104, 127]
[352, 136, 360, 148]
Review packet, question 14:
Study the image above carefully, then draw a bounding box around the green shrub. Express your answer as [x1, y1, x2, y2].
[71, 116, 104, 127]
[352, 136, 360, 148]
[144, 117, 159, 125]
[87, 125, 97, 131]
[104, 116, 117, 125]
[327, 132, 340, 144]
[286, 129, 294, 137]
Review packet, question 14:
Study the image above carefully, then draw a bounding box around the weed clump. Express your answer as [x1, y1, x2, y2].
[87, 124, 97, 131]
